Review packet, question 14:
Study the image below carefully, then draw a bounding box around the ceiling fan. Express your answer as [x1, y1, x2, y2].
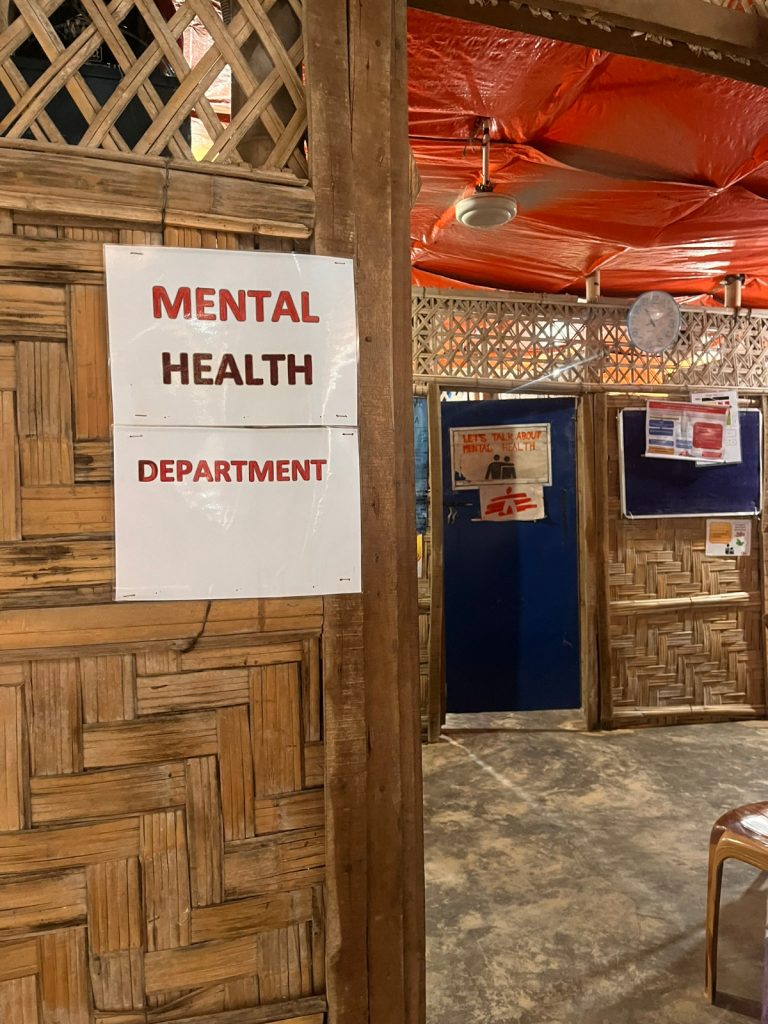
[455, 118, 519, 230]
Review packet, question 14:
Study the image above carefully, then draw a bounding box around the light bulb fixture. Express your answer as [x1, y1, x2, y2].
[455, 117, 518, 230]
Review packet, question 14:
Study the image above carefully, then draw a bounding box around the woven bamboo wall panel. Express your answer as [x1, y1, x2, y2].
[608, 520, 760, 603]
[0, 145, 325, 1021]
[0, 0, 307, 175]
[0, 640, 326, 1022]
[603, 396, 765, 724]
[610, 607, 764, 714]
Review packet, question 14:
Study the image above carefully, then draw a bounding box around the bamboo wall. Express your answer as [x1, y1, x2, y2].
[0, 0, 337, 1014]
[599, 394, 766, 727]
[415, 293, 768, 732]
[0, 147, 327, 1023]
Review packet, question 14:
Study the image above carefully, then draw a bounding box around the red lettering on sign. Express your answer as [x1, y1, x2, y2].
[301, 291, 320, 323]
[193, 461, 213, 483]
[219, 289, 246, 322]
[138, 460, 157, 481]
[195, 288, 216, 321]
[215, 353, 244, 386]
[288, 354, 313, 385]
[249, 461, 274, 482]
[192, 353, 213, 385]
[246, 290, 272, 321]
[272, 291, 300, 322]
[162, 352, 189, 385]
[153, 286, 191, 320]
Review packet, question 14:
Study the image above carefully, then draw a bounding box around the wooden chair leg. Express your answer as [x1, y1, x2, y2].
[705, 841, 727, 1004]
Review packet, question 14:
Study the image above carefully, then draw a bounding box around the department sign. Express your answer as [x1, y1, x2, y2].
[105, 245, 362, 601]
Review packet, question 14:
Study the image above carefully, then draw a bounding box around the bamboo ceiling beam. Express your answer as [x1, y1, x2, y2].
[407, 0, 768, 89]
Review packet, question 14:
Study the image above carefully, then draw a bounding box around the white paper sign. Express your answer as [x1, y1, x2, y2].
[480, 484, 545, 521]
[645, 400, 727, 461]
[450, 424, 552, 489]
[705, 518, 751, 557]
[113, 426, 361, 600]
[105, 246, 358, 427]
[692, 390, 741, 466]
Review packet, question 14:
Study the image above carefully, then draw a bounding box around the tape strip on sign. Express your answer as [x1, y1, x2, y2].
[105, 245, 358, 428]
[113, 425, 362, 600]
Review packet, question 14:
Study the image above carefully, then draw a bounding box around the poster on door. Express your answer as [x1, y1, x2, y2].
[480, 484, 545, 522]
[705, 518, 751, 557]
[113, 425, 361, 600]
[450, 423, 552, 489]
[645, 400, 728, 461]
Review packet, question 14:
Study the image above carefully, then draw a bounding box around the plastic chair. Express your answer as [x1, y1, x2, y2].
[705, 800, 768, 1003]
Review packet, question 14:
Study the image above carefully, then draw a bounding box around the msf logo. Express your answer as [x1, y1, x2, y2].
[484, 487, 538, 519]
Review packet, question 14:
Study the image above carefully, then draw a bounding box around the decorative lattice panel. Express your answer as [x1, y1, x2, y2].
[413, 290, 768, 391]
[0, 0, 307, 173]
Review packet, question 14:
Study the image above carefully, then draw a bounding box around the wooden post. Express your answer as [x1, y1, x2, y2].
[304, 3, 425, 1023]
[594, 392, 613, 728]
[427, 382, 445, 741]
[724, 275, 744, 310]
[577, 395, 600, 729]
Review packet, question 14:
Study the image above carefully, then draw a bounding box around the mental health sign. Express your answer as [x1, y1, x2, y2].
[450, 424, 551, 489]
[105, 245, 357, 427]
[105, 246, 361, 601]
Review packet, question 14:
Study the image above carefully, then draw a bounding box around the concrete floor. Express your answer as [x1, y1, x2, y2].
[423, 712, 768, 1024]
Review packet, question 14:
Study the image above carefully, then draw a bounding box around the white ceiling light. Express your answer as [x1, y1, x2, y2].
[455, 118, 518, 230]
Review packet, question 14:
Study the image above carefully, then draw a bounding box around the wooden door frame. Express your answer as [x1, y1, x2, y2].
[423, 385, 596, 728]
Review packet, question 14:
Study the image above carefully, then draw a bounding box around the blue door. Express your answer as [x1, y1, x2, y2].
[441, 397, 580, 713]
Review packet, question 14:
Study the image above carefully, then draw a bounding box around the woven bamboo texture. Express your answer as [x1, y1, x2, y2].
[413, 290, 768, 392]
[604, 396, 765, 725]
[0, 0, 307, 174]
[0, 141, 325, 1022]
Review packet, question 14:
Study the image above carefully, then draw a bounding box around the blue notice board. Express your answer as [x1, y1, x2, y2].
[619, 408, 762, 518]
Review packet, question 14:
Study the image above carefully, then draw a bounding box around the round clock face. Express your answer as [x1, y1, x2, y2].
[627, 291, 681, 354]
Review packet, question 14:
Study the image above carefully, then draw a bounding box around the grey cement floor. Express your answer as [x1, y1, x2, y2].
[423, 712, 768, 1024]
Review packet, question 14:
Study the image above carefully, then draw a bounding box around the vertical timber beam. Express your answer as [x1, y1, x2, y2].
[426, 382, 445, 741]
[305, 4, 425, 1024]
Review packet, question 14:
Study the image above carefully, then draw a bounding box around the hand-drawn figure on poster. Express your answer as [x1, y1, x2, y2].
[485, 454, 516, 480]
[451, 424, 551, 489]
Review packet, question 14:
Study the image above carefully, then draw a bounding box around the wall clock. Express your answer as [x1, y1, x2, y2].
[627, 291, 681, 354]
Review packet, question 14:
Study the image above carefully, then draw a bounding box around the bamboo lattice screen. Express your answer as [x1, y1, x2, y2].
[413, 289, 768, 391]
[0, 0, 307, 172]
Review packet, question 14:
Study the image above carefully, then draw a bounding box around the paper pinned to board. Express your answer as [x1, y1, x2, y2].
[645, 400, 727, 461]
[705, 518, 751, 557]
[692, 390, 741, 466]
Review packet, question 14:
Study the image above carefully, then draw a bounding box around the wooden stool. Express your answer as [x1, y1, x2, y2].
[706, 801, 768, 1004]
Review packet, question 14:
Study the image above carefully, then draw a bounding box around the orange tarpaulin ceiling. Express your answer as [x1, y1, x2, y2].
[408, 10, 768, 306]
